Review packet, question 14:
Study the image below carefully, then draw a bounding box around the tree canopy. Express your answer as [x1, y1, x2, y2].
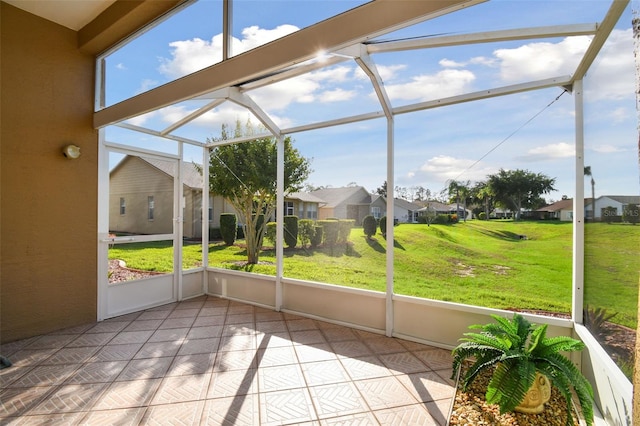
[487, 169, 556, 220]
[206, 120, 311, 264]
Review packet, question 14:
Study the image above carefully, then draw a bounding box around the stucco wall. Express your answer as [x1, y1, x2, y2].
[1, 4, 98, 342]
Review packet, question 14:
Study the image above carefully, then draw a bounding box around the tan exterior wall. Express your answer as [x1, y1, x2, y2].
[1, 4, 98, 342]
[109, 157, 175, 236]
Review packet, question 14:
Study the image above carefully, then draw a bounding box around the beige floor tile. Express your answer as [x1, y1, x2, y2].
[378, 351, 429, 375]
[202, 394, 260, 425]
[396, 371, 456, 403]
[258, 364, 305, 392]
[143, 400, 205, 426]
[116, 357, 173, 381]
[259, 388, 316, 425]
[208, 369, 258, 398]
[79, 407, 146, 425]
[308, 381, 369, 419]
[92, 378, 162, 410]
[151, 373, 211, 404]
[373, 403, 439, 425]
[0, 386, 53, 417]
[301, 360, 350, 386]
[64, 360, 127, 384]
[355, 376, 418, 410]
[28, 383, 107, 414]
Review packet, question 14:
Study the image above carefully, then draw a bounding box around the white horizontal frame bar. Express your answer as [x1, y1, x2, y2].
[115, 122, 206, 147]
[103, 141, 181, 160]
[366, 23, 598, 53]
[394, 75, 572, 115]
[160, 98, 226, 135]
[205, 132, 274, 148]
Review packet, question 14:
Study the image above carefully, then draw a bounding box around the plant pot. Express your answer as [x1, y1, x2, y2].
[448, 365, 583, 426]
[514, 372, 552, 414]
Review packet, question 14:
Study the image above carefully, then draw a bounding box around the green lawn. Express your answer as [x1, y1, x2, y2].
[109, 220, 639, 328]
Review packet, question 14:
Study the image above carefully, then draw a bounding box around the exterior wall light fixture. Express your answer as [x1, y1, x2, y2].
[62, 144, 81, 159]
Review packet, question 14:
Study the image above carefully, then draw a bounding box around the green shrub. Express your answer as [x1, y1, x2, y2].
[310, 225, 323, 248]
[299, 219, 315, 248]
[478, 211, 487, 220]
[363, 215, 377, 238]
[319, 220, 340, 247]
[379, 216, 387, 236]
[338, 219, 354, 243]
[208, 227, 222, 240]
[220, 213, 237, 246]
[416, 216, 427, 224]
[284, 215, 298, 248]
[434, 214, 449, 225]
[623, 203, 639, 224]
[264, 222, 277, 246]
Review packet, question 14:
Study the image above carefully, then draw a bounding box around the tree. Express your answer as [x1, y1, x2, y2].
[448, 180, 471, 221]
[205, 120, 311, 264]
[376, 181, 388, 197]
[471, 180, 493, 220]
[362, 215, 377, 238]
[487, 169, 556, 220]
[584, 166, 595, 220]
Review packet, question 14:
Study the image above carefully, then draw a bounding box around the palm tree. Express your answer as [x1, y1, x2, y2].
[584, 166, 595, 220]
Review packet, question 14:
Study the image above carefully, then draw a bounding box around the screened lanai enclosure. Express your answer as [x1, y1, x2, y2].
[96, 1, 639, 424]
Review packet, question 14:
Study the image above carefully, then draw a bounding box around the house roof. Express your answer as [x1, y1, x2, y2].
[286, 191, 326, 204]
[143, 157, 204, 190]
[416, 201, 451, 212]
[600, 195, 640, 204]
[371, 195, 421, 211]
[310, 186, 371, 208]
[537, 198, 573, 212]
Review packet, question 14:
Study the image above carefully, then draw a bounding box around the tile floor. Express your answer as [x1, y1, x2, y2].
[0, 295, 456, 425]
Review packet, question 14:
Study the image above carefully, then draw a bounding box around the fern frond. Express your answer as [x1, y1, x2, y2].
[527, 323, 547, 353]
[534, 335, 585, 356]
[486, 360, 535, 413]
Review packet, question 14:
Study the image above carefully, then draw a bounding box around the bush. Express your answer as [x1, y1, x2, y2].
[284, 215, 298, 248]
[450, 214, 458, 223]
[319, 220, 340, 247]
[310, 225, 323, 248]
[208, 227, 222, 240]
[338, 219, 354, 243]
[299, 219, 315, 247]
[264, 222, 277, 246]
[379, 215, 387, 236]
[220, 213, 237, 246]
[434, 214, 449, 225]
[623, 203, 639, 225]
[363, 215, 377, 238]
[416, 216, 427, 224]
[478, 211, 487, 220]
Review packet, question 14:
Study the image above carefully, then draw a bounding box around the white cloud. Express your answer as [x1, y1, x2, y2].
[354, 64, 406, 81]
[591, 144, 624, 154]
[318, 88, 357, 102]
[136, 78, 159, 94]
[385, 69, 476, 102]
[495, 36, 591, 82]
[125, 110, 159, 126]
[516, 142, 574, 162]
[439, 56, 494, 68]
[417, 155, 492, 183]
[608, 107, 631, 123]
[586, 29, 636, 101]
[159, 25, 299, 79]
[115, 63, 127, 70]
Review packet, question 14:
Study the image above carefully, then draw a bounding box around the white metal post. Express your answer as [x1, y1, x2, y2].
[385, 117, 395, 337]
[275, 135, 285, 311]
[572, 79, 585, 325]
[202, 147, 210, 293]
[175, 144, 184, 301]
[97, 128, 109, 321]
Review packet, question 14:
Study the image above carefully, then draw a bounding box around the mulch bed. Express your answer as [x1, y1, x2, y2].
[448, 366, 581, 426]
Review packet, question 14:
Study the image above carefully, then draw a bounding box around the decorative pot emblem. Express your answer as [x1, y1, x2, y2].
[515, 372, 552, 414]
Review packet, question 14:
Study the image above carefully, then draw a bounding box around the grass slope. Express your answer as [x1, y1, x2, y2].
[109, 220, 639, 328]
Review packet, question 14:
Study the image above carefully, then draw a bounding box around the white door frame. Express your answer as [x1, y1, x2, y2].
[97, 132, 183, 320]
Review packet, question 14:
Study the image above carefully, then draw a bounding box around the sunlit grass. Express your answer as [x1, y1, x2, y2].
[108, 220, 639, 328]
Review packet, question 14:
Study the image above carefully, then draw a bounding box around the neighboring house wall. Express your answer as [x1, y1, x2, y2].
[312, 186, 372, 225]
[109, 156, 204, 239]
[590, 196, 640, 220]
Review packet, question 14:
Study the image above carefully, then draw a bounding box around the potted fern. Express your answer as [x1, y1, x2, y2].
[451, 314, 594, 426]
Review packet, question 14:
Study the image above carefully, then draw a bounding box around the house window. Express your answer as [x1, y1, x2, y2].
[371, 206, 381, 219]
[120, 197, 126, 215]
[208, 207, 213, 221]
[148, 196, 155, 220]
[284, 201, 294, 216]
[298, 202, 305, 219]
[306, 204, 317, 219]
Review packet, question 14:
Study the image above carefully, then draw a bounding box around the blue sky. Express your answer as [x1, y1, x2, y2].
[105, 0, 639, 202]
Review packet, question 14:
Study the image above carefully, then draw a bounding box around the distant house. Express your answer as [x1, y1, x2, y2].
[283, 192, 326, 220]
[311, 186, 372, 225]
[370, 195, 422, 223]
[589, 195, 640, 221]
[416, 201, 472, 220]
[110, 156, 324, 237]
[536, 198, 573, 221]
[109, 155, 204, 239]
